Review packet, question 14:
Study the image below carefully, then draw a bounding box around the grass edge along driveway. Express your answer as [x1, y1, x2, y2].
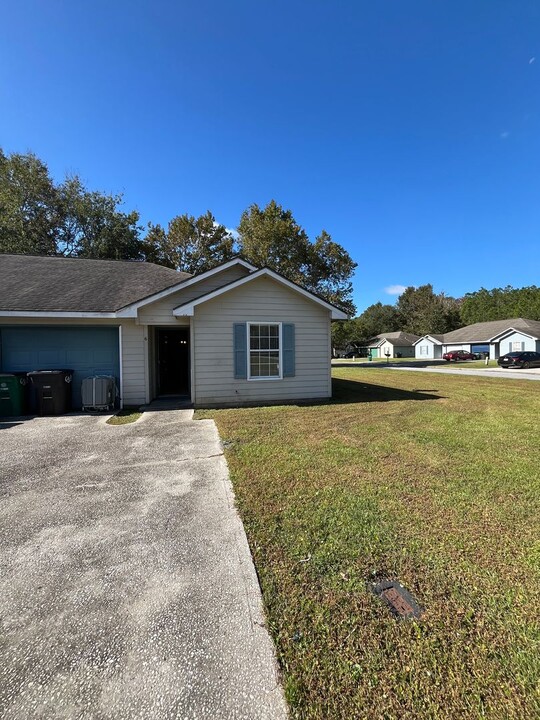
[197, 368, 540, 720]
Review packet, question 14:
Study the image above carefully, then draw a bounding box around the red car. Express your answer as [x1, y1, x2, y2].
[443, 350, 475, 362]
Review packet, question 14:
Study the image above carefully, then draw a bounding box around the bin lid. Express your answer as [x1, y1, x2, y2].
[28, 369, 74, 376]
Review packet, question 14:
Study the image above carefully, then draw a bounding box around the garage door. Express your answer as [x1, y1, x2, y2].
[0, 326, 120, 409]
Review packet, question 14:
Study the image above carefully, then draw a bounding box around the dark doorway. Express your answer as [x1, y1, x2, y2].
[156, 327, 190, 396]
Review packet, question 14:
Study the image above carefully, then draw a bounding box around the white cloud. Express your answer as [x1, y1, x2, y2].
[529, 57, 536, 64]
[500, 131, 510, 139]
[384, 284, 407, 296]
[213, 221, 239, 238]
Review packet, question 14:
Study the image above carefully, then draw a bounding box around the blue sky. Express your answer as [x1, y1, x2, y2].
[1, 1, 539, 314]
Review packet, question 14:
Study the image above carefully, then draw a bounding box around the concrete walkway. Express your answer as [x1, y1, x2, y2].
[0, 410, 287, 719]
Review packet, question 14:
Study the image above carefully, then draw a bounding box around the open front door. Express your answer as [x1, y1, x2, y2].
[156, 327, 190, 396]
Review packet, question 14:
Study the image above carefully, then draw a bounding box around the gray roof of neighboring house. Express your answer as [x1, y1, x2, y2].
[367, 331, 421, 347]
[0, 254, 192, 312]
[443, 318, 540, 343]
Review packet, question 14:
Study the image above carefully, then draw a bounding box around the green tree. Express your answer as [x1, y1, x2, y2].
[460, 285, 540, 324]
[396, 284, 461, 335]
[0, 149, 58, 255]
[355, 302, 401, 339]
[0, 149, 143, 260]
[237, 200, 356, 314]
[144, 211, 236, 274]
[57, 176, 143, 260]
[140, 223, 175, 268]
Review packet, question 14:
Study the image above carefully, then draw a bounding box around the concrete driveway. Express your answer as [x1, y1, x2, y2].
[0, 410, 287, 719]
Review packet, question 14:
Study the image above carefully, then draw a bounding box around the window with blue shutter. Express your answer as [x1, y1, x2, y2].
[233, 323, 247, 379]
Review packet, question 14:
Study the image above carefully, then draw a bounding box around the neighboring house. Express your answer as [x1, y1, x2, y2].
[414, 334, 445, 359]
[0, 254, 347, 408]
[414, 318, 540, 360]
[353, 332, 420, 358]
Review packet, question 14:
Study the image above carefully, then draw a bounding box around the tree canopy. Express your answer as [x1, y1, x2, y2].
[143, 212, 236, 275]
[396, 284, 461, 336]
[460, 286, 540, 324]
[237, 201, 357, 315]
[0, 150, 357, 314]
[0, 149, 143, 260]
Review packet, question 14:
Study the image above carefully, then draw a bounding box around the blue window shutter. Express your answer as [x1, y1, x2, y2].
[282, 323, 295, 377]
[509, 341, 512, 353]
[522, 341, 525, 351]
[234, 323, 247, 379]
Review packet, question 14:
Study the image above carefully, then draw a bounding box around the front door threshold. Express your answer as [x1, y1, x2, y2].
[141, 397, 193, 411]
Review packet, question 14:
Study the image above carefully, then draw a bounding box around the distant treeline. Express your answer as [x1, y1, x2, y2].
[332, 284, 540, 349]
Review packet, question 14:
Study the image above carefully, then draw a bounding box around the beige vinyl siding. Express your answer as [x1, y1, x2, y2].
[138, 265, 250, 325]
[121, 321, 147, 405]
[192, 276, 331, 407]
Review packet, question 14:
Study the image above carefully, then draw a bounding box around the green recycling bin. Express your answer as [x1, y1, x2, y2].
[0, 373, 28, 417]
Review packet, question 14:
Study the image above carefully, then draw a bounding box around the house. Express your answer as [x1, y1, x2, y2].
[348, 332, 419, 358]
[0, 254, 347, 408]
[367, 331, 420, 359]
[414, 318, 540, 360]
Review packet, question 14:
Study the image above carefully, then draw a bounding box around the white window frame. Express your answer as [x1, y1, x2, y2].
[247, 322, 283, 381]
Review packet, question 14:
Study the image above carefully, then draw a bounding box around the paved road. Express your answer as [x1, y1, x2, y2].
[333, 360, 540, 382]
[0, 410, 287, 720]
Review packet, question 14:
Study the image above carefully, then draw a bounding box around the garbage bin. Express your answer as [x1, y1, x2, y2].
[0, 373, 28, 417]
[28, 370, 74, 415]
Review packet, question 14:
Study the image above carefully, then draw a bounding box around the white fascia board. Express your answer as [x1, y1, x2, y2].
[413, 334, 443, 345]
[172, 267, 349, 320]
[488, 326, 538, 342]
[0, 310, 118, 318]
[115, 259, 257, 317]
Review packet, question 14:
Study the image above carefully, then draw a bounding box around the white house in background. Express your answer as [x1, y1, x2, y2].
[414, 318, 540, 360]
[414, 334, 445, 359]
[0, 254, 347, 408]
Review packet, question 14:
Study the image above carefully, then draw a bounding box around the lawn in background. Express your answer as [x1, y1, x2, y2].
[198, 368, 540, 719]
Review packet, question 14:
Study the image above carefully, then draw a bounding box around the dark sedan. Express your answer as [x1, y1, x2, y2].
[497, 351, 540, 369]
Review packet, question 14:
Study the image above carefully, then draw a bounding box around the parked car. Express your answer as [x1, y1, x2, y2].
[443, 350, 475, 362]
[497, 351, 540, 369]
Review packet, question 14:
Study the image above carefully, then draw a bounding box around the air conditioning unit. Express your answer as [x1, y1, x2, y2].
[82, 375, 117, 411]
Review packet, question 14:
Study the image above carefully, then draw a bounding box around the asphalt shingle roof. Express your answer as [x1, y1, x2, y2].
[368, 331, 421, 346]
[442, 318, 540, 342]
[0, 254, 191, 312]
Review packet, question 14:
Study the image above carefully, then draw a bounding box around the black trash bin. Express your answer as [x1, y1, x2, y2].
[28, 370, 74, 415]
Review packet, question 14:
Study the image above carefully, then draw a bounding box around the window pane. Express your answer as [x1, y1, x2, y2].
[249, 325, 280, 377]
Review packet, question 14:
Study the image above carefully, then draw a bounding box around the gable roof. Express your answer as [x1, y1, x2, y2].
[443, 318, 540, 343]
[173, 267, 348, 320]
[413, 334, 445, 345]
[0, 254, 191, 313]
[369, 331, 420, 347]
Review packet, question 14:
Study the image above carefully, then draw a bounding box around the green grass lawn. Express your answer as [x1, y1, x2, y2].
[106, 409, 143, 425]
[198, 369, 540, 719]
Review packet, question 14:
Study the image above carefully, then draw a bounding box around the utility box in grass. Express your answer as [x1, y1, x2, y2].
[82, 376, 116, 411]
